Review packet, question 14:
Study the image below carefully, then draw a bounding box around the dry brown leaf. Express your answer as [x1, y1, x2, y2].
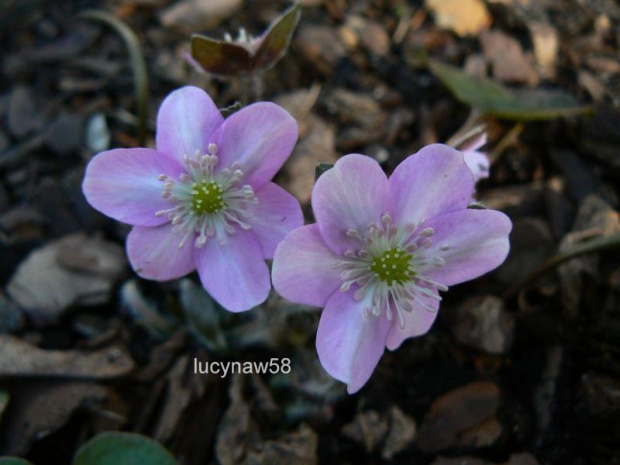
[0, 335, 135, 379]
[280, 114, 338, 204]
[245, 424, 318, 465]
[1, 381, 107, 455]
[427, 0, 491, 37]
[480, 31, 538, 86]
[7, 233, 126, 326]
[382, 406, 417, 460]
[529, 22, 558, 78]
[293, 25, 347, 75]
[153, 356, 193, 443]
[342, 410, 389, 453]
[448, 295, 515, 355]
[342, 406, 416, 459]
[215, 375, 259, 465]
[160, 0, 243, 31]
[342, 16, 390, 56]
[417, 381, 502, 452]
[578, 70, 607, 102]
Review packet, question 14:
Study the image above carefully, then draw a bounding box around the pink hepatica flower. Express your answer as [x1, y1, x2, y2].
[83, 86, 302, 312]
[461, 133, 490, 182]
[272, 145, 511, 393]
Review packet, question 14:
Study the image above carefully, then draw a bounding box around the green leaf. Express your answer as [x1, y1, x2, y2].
[253, 3, 301, 72]
[315, 162, 334, 181]
[0, 458, 34, 465]
[429, 60, 592, 120]
[191, 3, 301, 77]
[73, 432, 177, 465]
[190, 35, 254, 77]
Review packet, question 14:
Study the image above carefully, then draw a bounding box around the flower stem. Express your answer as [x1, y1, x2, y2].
[503, 232, 620, 300]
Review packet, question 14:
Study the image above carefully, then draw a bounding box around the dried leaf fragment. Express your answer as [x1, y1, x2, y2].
[417, 381, 502, 452]
[427, 0, 491, 37]
[7, 233, 126, 326]
[0, 335, 135, 379]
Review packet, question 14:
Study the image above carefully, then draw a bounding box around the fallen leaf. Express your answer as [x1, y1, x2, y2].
[431, 453, 540, 465]
[160, 0, 243, 31]
[293, 25, 347, 75]
[281, 114, 338, 204]
[578, 70, 607, 102]
[7, 233, 126, 326]
[1, 381, 107, 455]
[529, 22, 558, 78]
[504, 453, 540, 465]
[215, 376, 259, 465]
[121, 280, 179, 341]
[431, 457, 490, 465]
[8, 86, 43, 138]
[153, 356, 193, 443]
[244, 424, 318, 465]
[382, 406, 417, 460]
[43, 112, 83, 156]
[0, 335, 135, 379]
[480, 31, 538, 86]
[448, 295, 515, 355]
[342, 410, 389, 453]
[533, 346, 563, 440]
[417, 381, 502, 452]
[427, 0, 491, 37]
[342, 406, 416, 459]
[342, 16, 390, 56]
[429, 60, 592, 120]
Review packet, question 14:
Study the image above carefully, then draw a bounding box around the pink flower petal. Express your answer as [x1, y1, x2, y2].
[463, 150, 490, 181]
[424, 209, 512, 286]
[127, 224, 195, 280]
[248, 182, 303, 259]
[272, 224, 342, 307]
[316, 290, 391, 393]
[194, 229, 270, 312]
[209, 102, 298, 188]
[388, 144, 475, 227]
[385, 290, 440, 350]
[82, 148, 184, 226]
[156, 86, 224, 164]
[312, 154, 389, 255]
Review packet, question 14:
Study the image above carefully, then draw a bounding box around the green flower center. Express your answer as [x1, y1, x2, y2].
[191, 181, 226, 214]
[370, 247, 415, 286]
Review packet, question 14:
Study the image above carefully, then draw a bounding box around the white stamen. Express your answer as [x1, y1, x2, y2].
[332, 210, 450, 330]
[156, 145, 257, 248]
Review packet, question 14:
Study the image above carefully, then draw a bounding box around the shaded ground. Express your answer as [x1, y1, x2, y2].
[1, 0, 619, 464]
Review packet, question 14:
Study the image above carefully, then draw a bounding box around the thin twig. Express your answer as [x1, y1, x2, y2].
[503, 232, 620, 300]
[78, 10, 149, 145]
